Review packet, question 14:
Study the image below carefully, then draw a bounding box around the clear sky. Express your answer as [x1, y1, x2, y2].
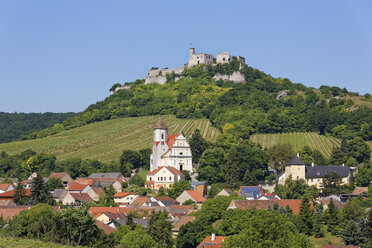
[0, 1, 371, 113]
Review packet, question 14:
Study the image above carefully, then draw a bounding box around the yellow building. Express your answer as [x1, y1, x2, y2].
[278, 155, 352, 188]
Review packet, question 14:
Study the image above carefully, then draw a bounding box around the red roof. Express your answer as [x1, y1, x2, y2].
[197, 236, 228, 248]
[352, 187, 368, 195]
[69, 193, 93, 202]
[68, 182, 88, 191]
[0, 189, 31, 199]
[147, 166, 183, 176]
[113, 192, 134, 198]
[185, 190, 206, 203]
[230, 199, 305, 215]
[171, 205, 193, 210]
[95, 220, 116, 234]
[76, 178, 93, 185]
[0, 206, 29, 219]
[50, 173, 71, 180]
[0, 183, 12, 191]
[89, 207, 132, 217]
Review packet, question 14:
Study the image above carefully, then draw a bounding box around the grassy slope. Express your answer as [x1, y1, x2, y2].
[0, 236, 78, 248]
[250, 132, 341, 157]
[348, 96, 372, 110]
[0, 115, 219, 163]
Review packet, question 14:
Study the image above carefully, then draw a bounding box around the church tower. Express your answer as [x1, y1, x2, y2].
[153, 117, 168, 142]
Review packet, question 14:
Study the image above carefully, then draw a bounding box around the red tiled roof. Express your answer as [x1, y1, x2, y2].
[230, 199, 305, 215]
[171, 205, 192, 210]
[68, 181, 88, 191]
[113, 192, 134, 198]
[95, 220, 116, 234]
[166, 135, 177, 149]
[69, 193, 93, 202]
[147, 166, 183, 176]
[89, 207, 132, 217]
[0, 189, 31, 199]
[76, 178, 93, 185]
[196, 236, 228, 248]
[131, 196, 150, 206]
[50, 173, 71, 180]
[145, 181, 154, 184]
[92, 187, 103, 196]
[352, 187, 368, 195]
[0, 206, 29, 219]
[172, 215, 196, 232]
[186, 190, 206, 203]
[0, 183, 12, 191]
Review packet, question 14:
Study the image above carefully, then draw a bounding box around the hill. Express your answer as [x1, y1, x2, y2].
[250, 132, 341, 157]
[26, 62, 372, 145]
[0, 236, 77, 248]
[0, 115, 219, 163]
[0, 112, 76, 143]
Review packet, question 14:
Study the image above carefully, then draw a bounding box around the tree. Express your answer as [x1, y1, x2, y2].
[242, 170, 257, 186]
[176, 220, 212, 248]
[120, 150, 142, 169]
[274, 177, 308, 199]
[342, 220, 366, 246]
[120, 163, 132, 177]
[297, 194, 313, 235]
[321, 172, 342, 196]
[47, 177, 64, 191]
[225, 148, 241, 189]
[268, 144, 295, 172]
[207, 183, 225, 198]
[188, 129, 209, 165]
[197, 148, 225, 184]
[30, 173, 54, 205]
[168, 180, 190, 199]
[182, 199, 195, 205]
[157, 187, 167, 196]
[25, 154, 56, 176]
[148, 210, 173, 248]
[329, 147, 347, 165]
[13, 179, 29, 205]
[347, 137, 371, 163]
[324, 199, 340, 235]
[356, 162, 372, 186]
[139, 148, 152, 170]
[118, 226, 156, 248]
[129, 174, 145, 187]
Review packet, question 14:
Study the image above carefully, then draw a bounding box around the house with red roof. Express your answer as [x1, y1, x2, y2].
[150, 118, 192, 173]
[0, 183, 14, 194]
[197, 234, 228, 248]
[228, 199, 307, 215]
[176, 190, 206, 206]
[113, 192, 138, 205]
[145, 166, 185, 190]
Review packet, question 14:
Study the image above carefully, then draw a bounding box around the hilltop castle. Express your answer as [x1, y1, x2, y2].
[144, 48, 246, 85]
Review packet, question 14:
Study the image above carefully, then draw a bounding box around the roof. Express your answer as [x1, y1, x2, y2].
[152, 196, 179, 206]
[76, 178, 93, 185]
[0, 206, 29, 219]
[131, 196, 150, 206]
[238, 186, 262, 199]
[52, 189, 67, 198]
[285, 156, 306, 166]
[91, 187, 104, 196]
[185, 190, 206, 203]
[95, 220, 116, 234]
[147, 166, 183, 176]
[197, 236, 228, 248]
[68, 182, 88, 191]
[50, 173, 71, 180]
[352, 187, 368, 195]
[113, 218, 149, 228]
[154, 117, 168, 129]
[0, 183, 12, 191]
[222, 188, 233, 195]
[230, 199, 304, 215]
[105, 212, 127, 220]
[89, 206, 132, 217]
[69, 193, 93, 202]
[113, 192, 133, 198]
[88, 173, 123, 179]
[191, 181, 207, 186]
[305, 166, 350, 178]
[0, 189, 31, 199]
[171, 205, 193, 211]
[172, 216, 196, 232]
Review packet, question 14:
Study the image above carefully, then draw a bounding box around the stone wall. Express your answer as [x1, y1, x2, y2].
[145, 67, 185, 85]
[213, 71, 246, 83]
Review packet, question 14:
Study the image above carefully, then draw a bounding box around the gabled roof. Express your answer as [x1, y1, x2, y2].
[152, 196, 179, 206]
[154, 117, 168, 129]
[50, 173, 71, 180]
[76, 178, 93, 185]
[196, 236, 228, 248]
[52, 189, 67, 198]
[285, 156, 306, 166]
[147, 166, 183, 176]
[305, 166, 350, 178]
[131, 196, 150, 206]
[238, 186, 262, 199]
[0, 183, 12, 191]
[68, 182, 89, 191]
[95, 220, 116, 234]
[89, 207, 132, 217]
[113, 192, 135, 198]
[191, 181, 207, 186]
[352, 187, 368, 195]
[0, 189, 31, 199]
[69, 193, 93, 202]
[230, 199, 304, 215]
[185, 190, 206, 203]
[172, 216, 196, 232]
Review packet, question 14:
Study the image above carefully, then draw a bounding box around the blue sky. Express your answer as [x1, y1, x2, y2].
[0, 1, 371, 113]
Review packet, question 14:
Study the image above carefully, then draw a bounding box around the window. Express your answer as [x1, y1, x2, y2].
[169, 177, 172, 181]
[311, 179, 313, 182]
[161, 133, 164, 139]
[158, 177, 160, 181]
[179, 152, 183, 155]
[149, 177, 152, 181]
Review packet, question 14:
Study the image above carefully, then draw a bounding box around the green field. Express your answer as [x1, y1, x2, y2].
[0, 115, 219, 163]
[250, 132, 341, 157]
[0, 236, 78, 248]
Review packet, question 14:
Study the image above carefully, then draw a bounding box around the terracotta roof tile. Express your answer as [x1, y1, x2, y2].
[186, 190, 206, 203]
[172, 215, 196, 232]
[89, 207, 132, 217]
[50, 173, 71, 180]
[113, 192, 135, 198]
[69, 193, 93, 202]
[131, 196, 150, 206]
[197, 236, 228, 248]
[230, 199, 304, 215]
[171, 205, 192, 210]
[0, 189, 31, 199]
[68, 182, 88, 191]
[147, 166, 183, 176]
[0, 183, 12, 191]
[0, 206, 29, 219]
[95, 220, 116, 234]
[352, 187, 368, 195]
[76, 178, 93, 185]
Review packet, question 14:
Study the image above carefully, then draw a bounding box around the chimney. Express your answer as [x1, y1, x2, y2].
[342, 163, 345, 166]
[211, 233, 215, 242]
[297, 153, 299, 157]
[311, 162, 314, 167]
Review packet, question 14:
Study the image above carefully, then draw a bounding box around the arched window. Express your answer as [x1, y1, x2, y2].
[179, 152, 183, 155]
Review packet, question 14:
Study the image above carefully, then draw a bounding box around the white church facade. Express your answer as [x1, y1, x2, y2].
[149, 118, 193, 173]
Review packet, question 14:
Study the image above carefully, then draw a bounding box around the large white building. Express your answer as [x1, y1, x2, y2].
[150, 118, 193, 173]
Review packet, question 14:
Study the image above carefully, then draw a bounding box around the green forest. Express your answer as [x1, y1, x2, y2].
[25, 60, 372, 144]
[0, 112, 75, 143]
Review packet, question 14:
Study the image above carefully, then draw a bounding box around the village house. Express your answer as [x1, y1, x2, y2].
[228, 199, 304, 215]
[190, 181, 208, 196]
[197, 234, 228, 248]
[176, 190, 206, 206]
[277, 155, 353, 188]
[49, 172, 72, 187]
[145, 166, 185, 190]
[150, 118, 192, 173]
[238, 186, 264, 200]
[113, 192, 138, 205]
[0, 183, 14, 194]
[172, 215, 196, 236]
[216, 188, 233, 197]
[0, 189, 31, 206]
[149, 196, 179, 207]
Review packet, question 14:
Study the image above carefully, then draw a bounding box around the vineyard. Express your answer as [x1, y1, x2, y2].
[250, 132, 341, 157]
[0, 115, 219, 163]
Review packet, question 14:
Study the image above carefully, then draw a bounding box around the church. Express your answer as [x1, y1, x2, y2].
[149, 118, 193, 173]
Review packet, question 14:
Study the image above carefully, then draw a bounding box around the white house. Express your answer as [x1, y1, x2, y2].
[145, 166, 185, 190]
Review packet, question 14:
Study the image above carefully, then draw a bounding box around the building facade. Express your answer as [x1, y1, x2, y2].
[150, 118, 192, 173]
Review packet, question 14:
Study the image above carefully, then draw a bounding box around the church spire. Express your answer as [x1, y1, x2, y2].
[154, 117, 168, 129]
